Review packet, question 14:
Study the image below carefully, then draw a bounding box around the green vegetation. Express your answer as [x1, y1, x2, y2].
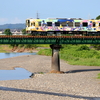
[37, 44, 49, 47]
[10, 44, 38, 52]
[38, 49, 51, 56]
[22, 29, 27, 35]
[0, 44, 38, 53]
[3, 29, 12, 35]
[0, 45, 11, 53]
[96, 15, 100, 19]
[38, 72, 44, 74]
[38, 44, 100, 66]
[97, 73, 100, 79]
[0, 44, 49, 53]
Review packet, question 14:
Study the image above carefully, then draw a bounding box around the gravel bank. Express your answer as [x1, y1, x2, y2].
[0, 55, 100, 100]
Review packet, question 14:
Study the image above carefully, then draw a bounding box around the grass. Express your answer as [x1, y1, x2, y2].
[0, 45, 12, 53]
[38, 44, 100, 66]
[97, 73, 100, 79]
[38, 49, 51, 56]
[37, 44, 49, 47]
[38, 72, 44, 74]
[38, 44, 100, 79]
[68, 58, 100, 66]
[0, 44, 100, 78]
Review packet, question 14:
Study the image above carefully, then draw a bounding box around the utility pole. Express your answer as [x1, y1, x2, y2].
[36, 11, 39, 19]
[88, 13, 91, 20]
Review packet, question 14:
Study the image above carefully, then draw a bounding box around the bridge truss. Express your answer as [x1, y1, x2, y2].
[0, 36, 100, 44]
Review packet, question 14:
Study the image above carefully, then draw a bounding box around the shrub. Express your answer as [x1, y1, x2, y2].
[77, 45, 90, 51]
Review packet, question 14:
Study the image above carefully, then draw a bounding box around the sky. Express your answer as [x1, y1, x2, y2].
[0, 0, 100, 25]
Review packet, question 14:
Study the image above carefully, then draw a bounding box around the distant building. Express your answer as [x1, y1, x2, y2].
[11, 29, 23, 35]
[0, 31, 2, 34]
[0, 30, 4, 35]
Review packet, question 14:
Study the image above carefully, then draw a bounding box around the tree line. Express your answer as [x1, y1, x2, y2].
[3, 29, 26, 35]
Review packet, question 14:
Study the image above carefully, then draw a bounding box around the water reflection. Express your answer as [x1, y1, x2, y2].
[0, 52, 37, 59]
[0, 68, 32, 80]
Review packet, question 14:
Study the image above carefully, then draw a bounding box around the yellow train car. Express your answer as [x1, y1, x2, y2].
[26, 18, 100, 35]
[89, 20, 100, 32]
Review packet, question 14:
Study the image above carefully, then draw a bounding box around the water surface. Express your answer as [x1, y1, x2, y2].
[0, 68, 32, 81]
[0, 52, 37, 59]
[0, 52, 36, 80]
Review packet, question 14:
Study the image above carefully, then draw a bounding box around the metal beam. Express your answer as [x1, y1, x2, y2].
[0, 36, 100, 44]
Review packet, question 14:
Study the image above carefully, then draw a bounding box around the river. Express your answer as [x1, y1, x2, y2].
[0, 52, 37, 80]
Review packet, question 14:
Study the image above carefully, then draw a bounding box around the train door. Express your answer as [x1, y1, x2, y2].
[89, 20, 99, 34]
[96, 20, 100, 32]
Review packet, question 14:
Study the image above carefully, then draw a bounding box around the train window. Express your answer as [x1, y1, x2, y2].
[82, 22, 88, 27]
[47, 22, 52, 26]
[55, 22, 60, 26]
[34, 22, 35, 26]
[93, 22, 96, 27]
[27, 20, 30, 27]
[75, 22, 80, 27]
[68, 22, 73, 27]
[38, 22, 41, 26]
[61, 22, 67, 27]
[31, 22, 35, 26]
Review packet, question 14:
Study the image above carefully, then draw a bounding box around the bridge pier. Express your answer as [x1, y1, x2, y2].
[50, 44, 63, 73]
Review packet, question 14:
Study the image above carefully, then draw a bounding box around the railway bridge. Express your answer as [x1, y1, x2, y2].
[0, 35, 100, 73]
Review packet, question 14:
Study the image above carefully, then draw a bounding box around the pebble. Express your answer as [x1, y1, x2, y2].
[0, 55, 100, 100]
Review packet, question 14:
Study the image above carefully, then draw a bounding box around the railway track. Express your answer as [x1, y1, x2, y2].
[0, 35, 100, 38]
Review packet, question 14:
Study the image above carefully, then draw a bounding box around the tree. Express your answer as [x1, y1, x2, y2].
[96, 15, 100, 20]
[22, 29, 26, 35]
[4, 29, 12, 35]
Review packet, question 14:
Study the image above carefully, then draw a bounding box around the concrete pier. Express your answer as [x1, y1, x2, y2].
[50, 44, 63, 73]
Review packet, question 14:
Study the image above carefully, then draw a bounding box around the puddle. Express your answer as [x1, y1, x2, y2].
[0, 68, 32, 81]
[0, 53, 36, 80]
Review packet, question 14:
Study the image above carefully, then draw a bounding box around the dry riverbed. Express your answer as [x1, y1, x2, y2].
[0, 54, 100, 100]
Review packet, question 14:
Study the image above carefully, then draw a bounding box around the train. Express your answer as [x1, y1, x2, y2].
[26, 18, 100, 36]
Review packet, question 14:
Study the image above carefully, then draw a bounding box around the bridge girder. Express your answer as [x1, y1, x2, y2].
[0, 36, 100, 44]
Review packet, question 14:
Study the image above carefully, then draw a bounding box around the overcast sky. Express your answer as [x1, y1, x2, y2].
[0, 0, 100, 25]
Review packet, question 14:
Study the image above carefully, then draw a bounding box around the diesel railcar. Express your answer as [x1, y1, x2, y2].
[26, 18, 100, 36]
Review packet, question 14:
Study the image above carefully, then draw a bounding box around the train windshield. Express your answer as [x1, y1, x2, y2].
[26, 20, 30, 27]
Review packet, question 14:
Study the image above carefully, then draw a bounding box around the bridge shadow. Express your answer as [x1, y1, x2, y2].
[65, 68, 100, 74]
[0, 86, 99, 100]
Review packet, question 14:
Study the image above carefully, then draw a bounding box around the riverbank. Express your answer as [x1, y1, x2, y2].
[38, 45, 100, 66]
[0, 54, 100, 100]
[0, 44, 39, 53]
